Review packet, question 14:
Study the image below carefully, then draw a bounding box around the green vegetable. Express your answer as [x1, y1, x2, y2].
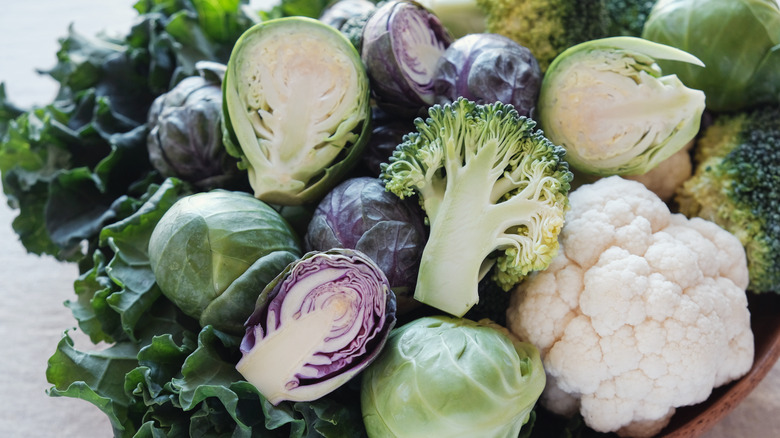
[642, 0, 780, 112]
[537, 36, 705, 176]
[47, 180, 367, 437]
[676, 105, 780, 294]
[0, 0, 258, 264]
[148, 190, 302, 335]
[380, 98, 572, 317]
[360, 316, 545, 438]
[222, 17, 372, 205]
[604, 0, 657, 37]
[475, 0, 610, 71]
[416, 0, 488, 38]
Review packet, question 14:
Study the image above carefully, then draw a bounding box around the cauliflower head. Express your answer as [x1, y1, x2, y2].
[507, 176, 754, 437]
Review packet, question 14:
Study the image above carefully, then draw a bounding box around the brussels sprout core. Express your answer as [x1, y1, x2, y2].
[538, 37, 706, 176]
[224, 17, 371, 205]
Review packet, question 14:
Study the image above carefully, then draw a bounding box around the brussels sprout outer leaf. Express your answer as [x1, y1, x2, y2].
[550, 35, 705, 70]
[200, 250, 300, 334]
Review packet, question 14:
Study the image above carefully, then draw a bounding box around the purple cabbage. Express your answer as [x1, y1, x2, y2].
[433, 33, 542, 117]
[237, 249, 397, 405]
[304, 177, 426, 313]
[361, 0, 453, 116]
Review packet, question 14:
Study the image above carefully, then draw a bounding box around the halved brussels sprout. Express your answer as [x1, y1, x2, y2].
[537, 37, 706, 176]
[223, 17, 372, 205]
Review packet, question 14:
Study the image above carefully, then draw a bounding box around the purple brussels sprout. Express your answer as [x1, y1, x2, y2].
[361, 0, 453, 116]
[147, 64, 243, 190]
[319, 0, 377, 51]
[433, 33, 542, 117]
[304, 177, 426, 313]
[236, 249, 396, 405]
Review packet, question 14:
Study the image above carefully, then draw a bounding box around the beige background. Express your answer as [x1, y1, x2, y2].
[0, 1, 778, 437]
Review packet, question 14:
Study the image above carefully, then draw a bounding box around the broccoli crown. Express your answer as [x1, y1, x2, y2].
[380, 97, 572, 316]
[604, 0, 657, 37]
[475, 0, 609, 71]
[677, 105, 780, 293]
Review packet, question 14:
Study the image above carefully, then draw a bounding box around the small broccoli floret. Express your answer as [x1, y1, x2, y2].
[676, 105, 780, 294]
[380, 97, 572, 317]
[604, 0, 657, 37]
[475, 0, 609, 71]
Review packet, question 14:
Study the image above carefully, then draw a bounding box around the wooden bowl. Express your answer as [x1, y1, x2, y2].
[658, 292, 780, 437]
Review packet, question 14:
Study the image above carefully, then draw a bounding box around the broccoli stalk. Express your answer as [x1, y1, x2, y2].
[381, 98, 572, 317]
[676, 105, 780, 294]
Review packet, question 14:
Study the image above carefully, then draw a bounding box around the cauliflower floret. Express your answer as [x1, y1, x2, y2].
[507, 176, 754, 438]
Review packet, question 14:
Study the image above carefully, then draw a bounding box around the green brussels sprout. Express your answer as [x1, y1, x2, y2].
[537, 36, 705, 176]
[222, 17, 372, 205]
[361, 316, 545, 438]
[642, 0, 780, 112]
[148, 190, 302, 335]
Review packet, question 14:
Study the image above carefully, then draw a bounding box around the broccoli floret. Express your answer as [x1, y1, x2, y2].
[604, 0, 657, 37]
[676, 105, 780, 294]
[380, 98, 572, 317]
[475, 0, 609, 71]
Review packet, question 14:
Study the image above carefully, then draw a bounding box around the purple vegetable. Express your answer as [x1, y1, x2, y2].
[433, 33, 542, 117]
[236, 249, 396, 405]
[147, 68, 243, 190]
[361, 0, 453, 116]
[304, 177, 426, 313]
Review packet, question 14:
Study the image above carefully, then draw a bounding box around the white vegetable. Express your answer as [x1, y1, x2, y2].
[507, 176, 754, 437]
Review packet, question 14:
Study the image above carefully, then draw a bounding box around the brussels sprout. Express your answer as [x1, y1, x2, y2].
[361, 316, 545, 438]
[537, 36, 705, 176]
[147, 64, 243, 190]
[303, 177, 427, 313]
[237, 249, 397, 404]
[319, 0, 377, 51]
[433, 33, 542, 117]
[416, 0, 487, 38]
[361, 0, 454, 116]
[222, 17, 372, 205]
[642, 0, 780, 112]
[148, 190, 302, 335]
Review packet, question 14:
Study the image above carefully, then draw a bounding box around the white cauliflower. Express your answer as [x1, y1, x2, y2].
[507, 176, 754, 438]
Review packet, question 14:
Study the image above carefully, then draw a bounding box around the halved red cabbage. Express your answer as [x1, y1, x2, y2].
[237, 249, 397, 405]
